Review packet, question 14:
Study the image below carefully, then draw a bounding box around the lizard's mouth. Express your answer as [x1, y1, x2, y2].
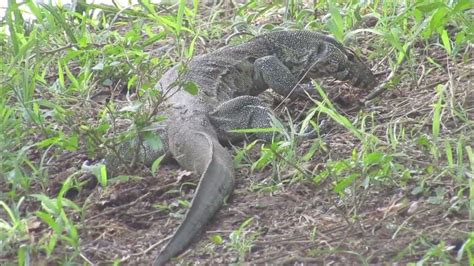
[358, 68, 378, 90]
[344, 61, 377, 90]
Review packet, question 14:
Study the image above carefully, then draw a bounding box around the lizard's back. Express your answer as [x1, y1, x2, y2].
[159, 37, 273, 115]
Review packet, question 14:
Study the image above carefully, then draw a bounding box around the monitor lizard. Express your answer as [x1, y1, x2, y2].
[100, 30, 376, 265]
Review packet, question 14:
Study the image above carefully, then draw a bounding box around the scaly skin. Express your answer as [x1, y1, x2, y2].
[102, 30, 376, 265]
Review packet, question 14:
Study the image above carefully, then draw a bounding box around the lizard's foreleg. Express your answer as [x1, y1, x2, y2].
[253, 55, 316, 98]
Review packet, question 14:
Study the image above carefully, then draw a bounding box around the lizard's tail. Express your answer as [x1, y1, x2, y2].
[153, 129, 234, 266]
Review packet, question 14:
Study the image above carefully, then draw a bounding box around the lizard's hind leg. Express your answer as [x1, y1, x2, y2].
[209, 95, 275, 142]
[101, 128, 169, 176]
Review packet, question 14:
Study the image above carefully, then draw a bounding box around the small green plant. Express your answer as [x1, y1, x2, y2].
[0, 198, 30, 258]
[385, 121, 406, 150]
[315, 148, 398, 196]
[32, 176, 81, 259]
[230, 114, 308, 182]
[228, 218, 258, 263]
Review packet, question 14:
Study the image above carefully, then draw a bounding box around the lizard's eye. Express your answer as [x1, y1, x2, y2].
[346, 50, 355, 61]
[347, 53, 354, 61]
[345, 48, 359, 62]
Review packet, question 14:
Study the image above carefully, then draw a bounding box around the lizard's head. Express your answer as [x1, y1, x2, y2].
[305, 43, 377, 90]
[343, 48, 377, 90]
[304, 44, 377, 90]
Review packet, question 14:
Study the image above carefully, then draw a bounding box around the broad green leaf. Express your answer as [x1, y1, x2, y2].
[452, 0, 472, 13]
[209, 234, 223, 245]
[151, 154, 166, 176]
[35, 211, 60, 233]
[63, 62, 81, 90]
[26, 0, 43, 22]
[138, 0, 158, 17]
[440, 29, 452, 55]
[327, 4, 344, 42]
[429, 7, 449, 32]
[183, 81, 199, 95]
[432, 84, 445, 140]
[176, 0, 186, 34]
[157, 15, 180, 32]
[87, 163, 108, 188]
[57, 196, 80, 213]
[40, 3, 78, 44]
[57, 62, 65, 88]
[17, 245, 28, 266]
[415, 2, 446, 13]
[363, 152, 385, 166]
[240, 217, 254, 229]
[333, 173, 360, 194]
[143, 31, 167, 47]
[0, 200, 17, 224]
[32, 194, 59, 214]
[144, 132, 164, 151]
[99, 165, 107, 187]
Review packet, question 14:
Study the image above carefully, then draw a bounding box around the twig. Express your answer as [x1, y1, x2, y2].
[279, 255, 322, 264]
[247, 251, 287, 264]
[84, 192, 151, 222]
[79, 252, 94, 265]
[128, 235, 172, 258]
[41, 43, 75, 55]
[269, 147, 312, 179]
[344, 67, 398, 112]
[363, 67, 397, 102]
[225, 31, 255, 45]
